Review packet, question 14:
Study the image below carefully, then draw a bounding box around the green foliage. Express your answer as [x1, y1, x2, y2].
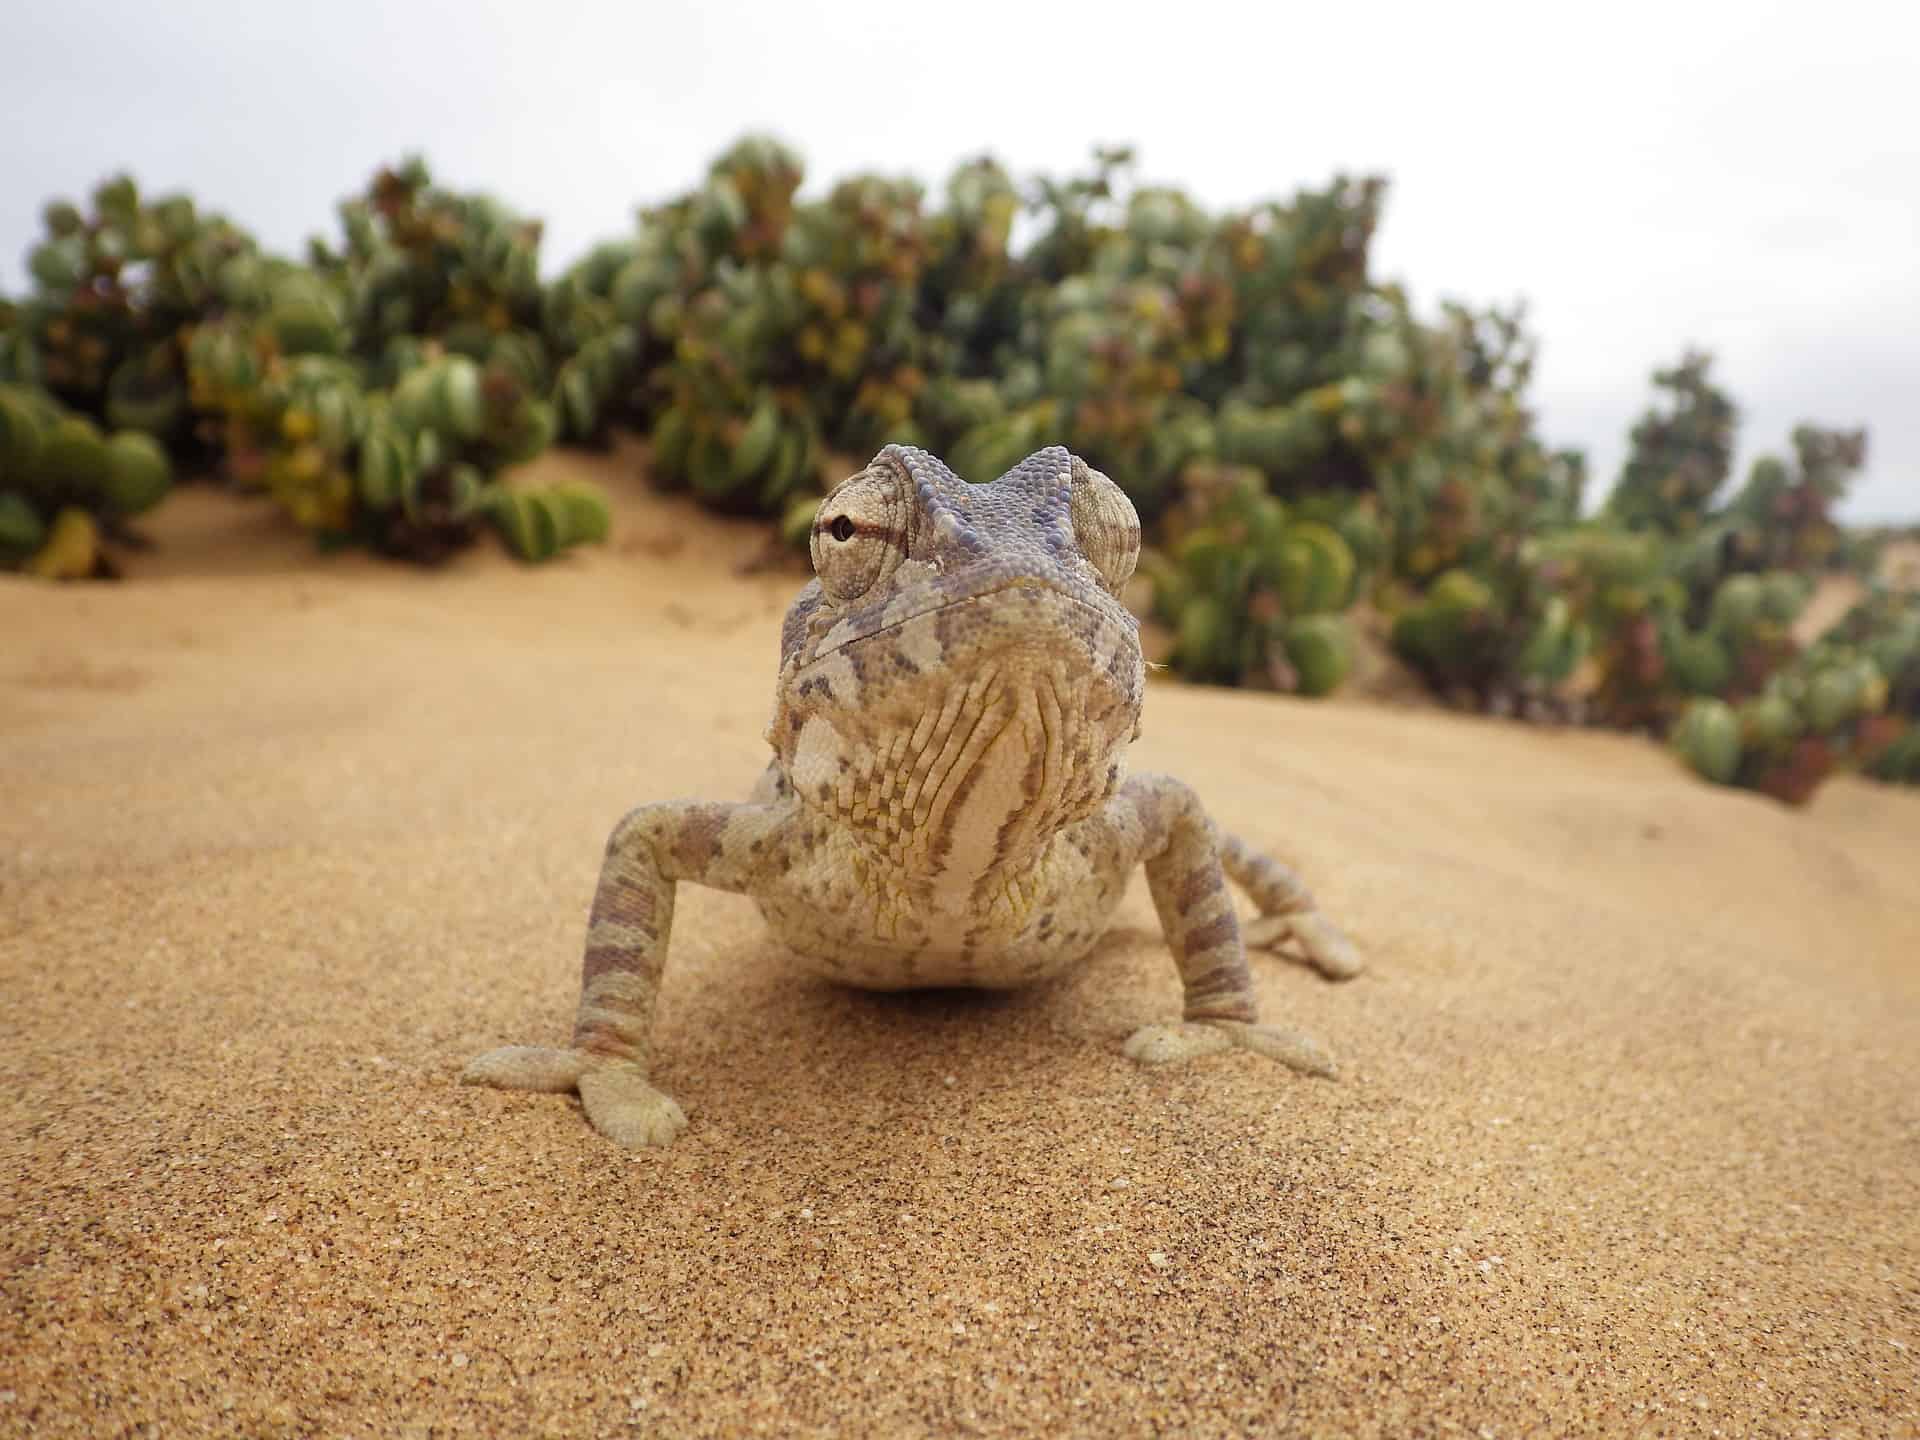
[565, 139, 1591, 565]
[312, 157, 545, 359]
[1142, 466, 1362, 694]
[5, 139, 1909, 818]
[1672, 652, 1884, 805]
[3, 157, 609, 570]
[539, 243, 646, 445]
[1668, 585, 1919, 803]
[1725, 425, 1867, 573]
[1605, 350, 1737, 537]
[7, 174, 257, 461]
[0, 380, 175, 576]
[1672, 700, 1742, 785]
[1566, 357, 1876, 804]
[489, 479, 612, 562]
[188, 330, 583, 564]
[1823, 585, 1920, 786]
[1586, 565, 1807, 733]
[1387, 550, 1591, 716]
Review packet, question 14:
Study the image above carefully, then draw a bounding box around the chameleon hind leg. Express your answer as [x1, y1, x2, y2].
[1081, 774, 1337, 1077]
[1218, 830, 1365, 980]
[463, 799, 787, 1148]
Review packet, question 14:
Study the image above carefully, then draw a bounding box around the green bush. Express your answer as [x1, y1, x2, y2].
[5, 139, 1910, 815]
[3, 158, 611, 570]
[0, 381, 174, 577]
[1142, 466, 1364, 694]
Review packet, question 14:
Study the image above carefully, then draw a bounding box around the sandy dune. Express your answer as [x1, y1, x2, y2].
[4, 450, 1918, 1438]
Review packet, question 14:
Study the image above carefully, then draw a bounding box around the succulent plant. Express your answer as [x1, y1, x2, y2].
[1817, 585, 1920, 787]
[313, 157, 546, 354]
[648, 387, 821, 513]
[0, 381, 175, 576]
[487, 479, 612, 562]
[915, 157, 1023, 382]
[696, 135, 806, 264]
[1668, 596, 1911, 804]
[1672, 699, 1743, 784]
[1863, 721, 1920, 784]
[353, 352, 580, 562]
[1604, 350, 1737, 537]
[1386, 541, 1594, 717]
[538, 238, 658, 446]
[182, 289, 589, 565]
[1142, 467, 1360, 694]
[1723, 425, 1868, 574]
[11, 129, 1898, 783]
[6, 175, 259, 466]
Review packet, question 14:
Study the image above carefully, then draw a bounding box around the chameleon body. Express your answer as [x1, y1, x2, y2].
[464, 445, 1363, 1147]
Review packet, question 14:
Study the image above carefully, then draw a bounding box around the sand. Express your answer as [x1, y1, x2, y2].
[4, 449, 1918, 1439]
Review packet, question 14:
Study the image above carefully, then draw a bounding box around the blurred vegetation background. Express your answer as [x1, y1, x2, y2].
[2, 140, 1915, 805]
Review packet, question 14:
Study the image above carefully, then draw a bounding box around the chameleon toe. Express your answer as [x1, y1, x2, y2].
[461, 1044, 589, 1092]
[1287, 913, 1366, 980]
[1123, 1022, 1235, 1064]
[1245, 913, 1366, 980]
[1208, 1020, 1337, 1078]
[1123, 1020, 1335, 1078]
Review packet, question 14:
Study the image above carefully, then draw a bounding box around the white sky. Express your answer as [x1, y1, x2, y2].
[6, 0, 1917, 520]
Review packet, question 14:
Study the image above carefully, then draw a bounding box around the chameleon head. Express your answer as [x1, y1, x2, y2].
[769, 444, 1146, 895]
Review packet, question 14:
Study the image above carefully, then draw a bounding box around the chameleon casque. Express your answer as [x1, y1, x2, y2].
[463, 444, 1364, 1148]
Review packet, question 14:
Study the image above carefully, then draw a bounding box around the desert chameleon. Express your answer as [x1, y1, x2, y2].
[463, 444, 1364, 1147]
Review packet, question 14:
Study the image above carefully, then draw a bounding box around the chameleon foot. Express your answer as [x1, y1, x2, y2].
[1243, 912, 1365, 981]
[1123, 1019, 1335, 1078]
[578, 1065, 688, 1148]
[462, 1046, 688, 1148]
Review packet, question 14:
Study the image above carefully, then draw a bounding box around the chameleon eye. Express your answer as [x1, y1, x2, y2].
[1069, 457, 1141, 594]
[810, 466, 909, 604]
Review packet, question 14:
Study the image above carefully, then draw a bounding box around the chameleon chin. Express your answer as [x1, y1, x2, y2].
[463, 444, 1365, 1149]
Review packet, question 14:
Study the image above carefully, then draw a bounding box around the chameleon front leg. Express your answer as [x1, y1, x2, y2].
[1092, 774, 1339, 1078]
[463, 800, 785, 1148]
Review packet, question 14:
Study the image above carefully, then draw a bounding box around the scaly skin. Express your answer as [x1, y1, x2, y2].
[464, 444, 1364, 1147]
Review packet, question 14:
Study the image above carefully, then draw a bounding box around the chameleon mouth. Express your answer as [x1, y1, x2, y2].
[810, 575, 1133, 662]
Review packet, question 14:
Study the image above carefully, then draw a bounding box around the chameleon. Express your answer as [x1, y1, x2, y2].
[463, 444, 1364, 1148]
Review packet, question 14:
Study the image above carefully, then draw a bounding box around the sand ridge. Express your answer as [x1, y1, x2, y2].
[3, 454, 1918, 1438]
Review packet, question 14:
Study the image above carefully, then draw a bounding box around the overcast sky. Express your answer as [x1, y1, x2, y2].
[6, 0, 1916, 521]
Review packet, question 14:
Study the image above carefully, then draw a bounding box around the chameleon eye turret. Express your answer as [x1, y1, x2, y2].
[1067, 457, 1141, 594]
[807, 461, 914, 605]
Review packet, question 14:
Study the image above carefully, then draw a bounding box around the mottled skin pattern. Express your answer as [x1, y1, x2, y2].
[464, 445, 1364, 1148]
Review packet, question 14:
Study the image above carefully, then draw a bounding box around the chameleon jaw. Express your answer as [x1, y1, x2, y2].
[805, 571, 1133, 666]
